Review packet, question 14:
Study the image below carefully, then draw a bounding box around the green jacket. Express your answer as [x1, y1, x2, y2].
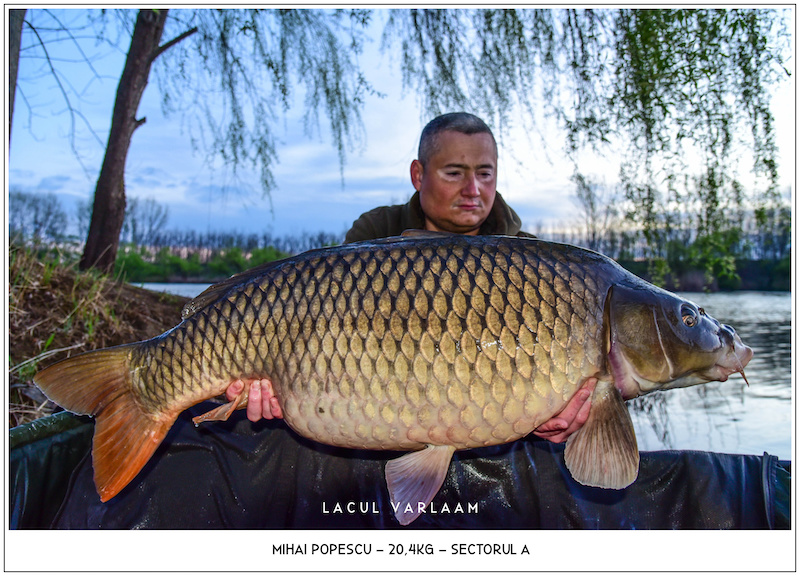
[344, 191, 535, 243]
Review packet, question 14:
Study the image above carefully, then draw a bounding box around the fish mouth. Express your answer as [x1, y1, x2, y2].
[626, 325, 755, 394]
[707, 332, 754, 383]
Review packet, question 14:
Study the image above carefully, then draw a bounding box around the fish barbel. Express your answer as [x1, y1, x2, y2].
[34, 233, 753, 525]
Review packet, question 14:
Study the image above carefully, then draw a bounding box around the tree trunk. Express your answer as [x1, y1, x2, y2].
[9, 9, 26, 145]
[80, 9, 168, 272]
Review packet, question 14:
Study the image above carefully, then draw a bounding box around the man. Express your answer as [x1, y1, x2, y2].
[226, 112, 594, 443]
[345, 112, 531, 240]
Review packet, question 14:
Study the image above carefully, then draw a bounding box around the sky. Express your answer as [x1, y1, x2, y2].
[7, 8, 796, 242]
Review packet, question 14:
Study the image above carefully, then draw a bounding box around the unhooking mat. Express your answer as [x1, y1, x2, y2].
[9, 403, 791, 529]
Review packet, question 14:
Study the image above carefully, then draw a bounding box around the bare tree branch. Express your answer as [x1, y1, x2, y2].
[150, 26, 198, 63]
[43, 9, 103, 80]
[22, 18, 104, 171]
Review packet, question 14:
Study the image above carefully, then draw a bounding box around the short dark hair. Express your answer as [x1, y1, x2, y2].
[417, 112, 497, 166]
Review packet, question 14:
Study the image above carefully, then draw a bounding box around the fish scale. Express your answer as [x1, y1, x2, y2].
[34, 233, 752, 522]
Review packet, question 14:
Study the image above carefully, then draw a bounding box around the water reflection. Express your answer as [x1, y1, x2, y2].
[629, 292, 792, 459]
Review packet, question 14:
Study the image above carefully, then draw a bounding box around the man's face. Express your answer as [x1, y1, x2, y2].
[411, 130, 497, 235]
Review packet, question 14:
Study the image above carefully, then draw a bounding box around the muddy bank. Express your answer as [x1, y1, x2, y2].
[9, 247, 189, 427]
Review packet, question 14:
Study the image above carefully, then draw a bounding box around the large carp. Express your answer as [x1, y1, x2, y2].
[34, 233, 752, 525]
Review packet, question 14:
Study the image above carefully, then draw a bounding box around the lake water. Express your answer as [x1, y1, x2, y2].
[141, 283, 793, 460]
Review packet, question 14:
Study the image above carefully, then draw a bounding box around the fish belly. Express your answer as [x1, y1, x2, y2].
[279, 374, 550, 451]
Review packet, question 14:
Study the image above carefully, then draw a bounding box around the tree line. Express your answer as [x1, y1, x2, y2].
[9, 189, 341, 253]
[9, 190, 344, 282]
[10, 189, 790, 290]
[541, 174, 791, 289]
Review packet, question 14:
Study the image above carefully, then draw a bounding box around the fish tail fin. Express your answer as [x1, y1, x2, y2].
[34, 345, 177, 502]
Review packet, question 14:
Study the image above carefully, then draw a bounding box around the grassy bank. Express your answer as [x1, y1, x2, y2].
[619, 256, 791, 292]
[8, 244, 189, 428]
[115, 244, 291, 283]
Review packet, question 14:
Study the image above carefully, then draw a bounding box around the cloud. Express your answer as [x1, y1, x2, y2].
[182, 183, 255, 204]
[35, 175, 73, 193]
[8, 168, 35, 181]
[10, 170, 91, 201]
[129, 166, 180, 189]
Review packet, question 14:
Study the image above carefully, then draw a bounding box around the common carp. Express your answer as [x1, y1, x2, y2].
[34, 233, 752, 525]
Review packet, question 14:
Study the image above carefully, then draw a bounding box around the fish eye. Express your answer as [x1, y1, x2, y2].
[681, 305, 698, 327]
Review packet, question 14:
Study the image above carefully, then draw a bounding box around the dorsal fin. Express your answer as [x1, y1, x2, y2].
[182, 232, 460, 319]
[181, 259, 286, 319]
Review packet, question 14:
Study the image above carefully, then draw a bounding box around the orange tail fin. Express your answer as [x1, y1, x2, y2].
[33, 345, 178, 502]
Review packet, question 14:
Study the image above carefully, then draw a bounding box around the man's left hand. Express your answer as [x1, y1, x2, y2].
[532, 378, 596, 443]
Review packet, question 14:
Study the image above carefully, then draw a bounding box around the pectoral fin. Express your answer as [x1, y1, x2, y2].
[192, 397, 242, 425]
[385, 445, 456, 525]
[192, 383, 249, 426]
[563, 380, 639, 489]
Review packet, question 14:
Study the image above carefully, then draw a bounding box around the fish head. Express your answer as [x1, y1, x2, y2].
[606, 284, 753, 398]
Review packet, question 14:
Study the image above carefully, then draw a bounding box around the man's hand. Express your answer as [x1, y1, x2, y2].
[532, 378, 597, 443]
[226, 378, 283, 422]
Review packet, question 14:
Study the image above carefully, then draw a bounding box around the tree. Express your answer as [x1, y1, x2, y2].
[8, 9, 26, 144]
[79, 10, 177, 271]
[122, 196, 170, 246]
[9, 190, 68, 244]
[75, 199, 92, 243]
[570, 172, 619, 254]
[14, 8, 373, 273]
